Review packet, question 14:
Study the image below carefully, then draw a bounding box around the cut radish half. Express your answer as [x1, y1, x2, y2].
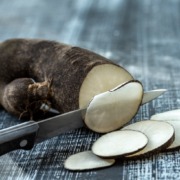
[92, 130, 148, 158]
[151, 109, 180, 121]
[84, 80, 143, 133]
[79, 64, 133, 109]
[122, 120, 174, 158]
[64, 151, 115, 171]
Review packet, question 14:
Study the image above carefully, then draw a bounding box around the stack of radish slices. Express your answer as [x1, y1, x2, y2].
[64, 81, 178, 171]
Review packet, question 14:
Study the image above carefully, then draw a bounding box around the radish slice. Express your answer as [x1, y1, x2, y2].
[151, 109, 180, 121]
[92, 130, 148, 158]
[64, 151, 115, 171]
[85, 80, 143, 133]
[122, 120, 174, 158]
[151, 111, 180, 150]
[158, 120, 180, 150]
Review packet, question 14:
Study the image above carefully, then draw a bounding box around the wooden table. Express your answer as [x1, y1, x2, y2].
[0, 0, 180, 179]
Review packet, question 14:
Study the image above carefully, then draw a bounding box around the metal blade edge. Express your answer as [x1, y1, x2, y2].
[35, 108, 86, 143]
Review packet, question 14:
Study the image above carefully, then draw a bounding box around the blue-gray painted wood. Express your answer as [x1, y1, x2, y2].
[0, 0, 180, 179]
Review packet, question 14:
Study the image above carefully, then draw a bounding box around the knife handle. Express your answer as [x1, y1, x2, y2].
[0, 121, 39, 156]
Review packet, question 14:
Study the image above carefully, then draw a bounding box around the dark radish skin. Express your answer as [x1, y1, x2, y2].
[0, 39, 133, 119]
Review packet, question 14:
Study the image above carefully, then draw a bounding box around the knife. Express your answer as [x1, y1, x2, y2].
[0, 89, 166, 156]
[142, 89, 167, 104]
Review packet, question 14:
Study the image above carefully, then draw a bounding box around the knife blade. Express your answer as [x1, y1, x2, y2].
[142, 89, 167, 104]
[0, 89, 166, 156]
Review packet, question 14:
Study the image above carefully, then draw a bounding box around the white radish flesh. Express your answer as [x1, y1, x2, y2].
[64, 151, 115, 171]
[92, 130, 148, 158]
[79, 64, 133, 109]
[84, 80, 143, 133]
[151, 109, 180, 121]
[122, 120, 174, 158]
[161, 120, 180, 150]
[151, 111, 180, 150]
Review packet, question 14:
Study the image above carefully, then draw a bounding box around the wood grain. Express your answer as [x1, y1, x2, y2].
[0, 0, 180, 179]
